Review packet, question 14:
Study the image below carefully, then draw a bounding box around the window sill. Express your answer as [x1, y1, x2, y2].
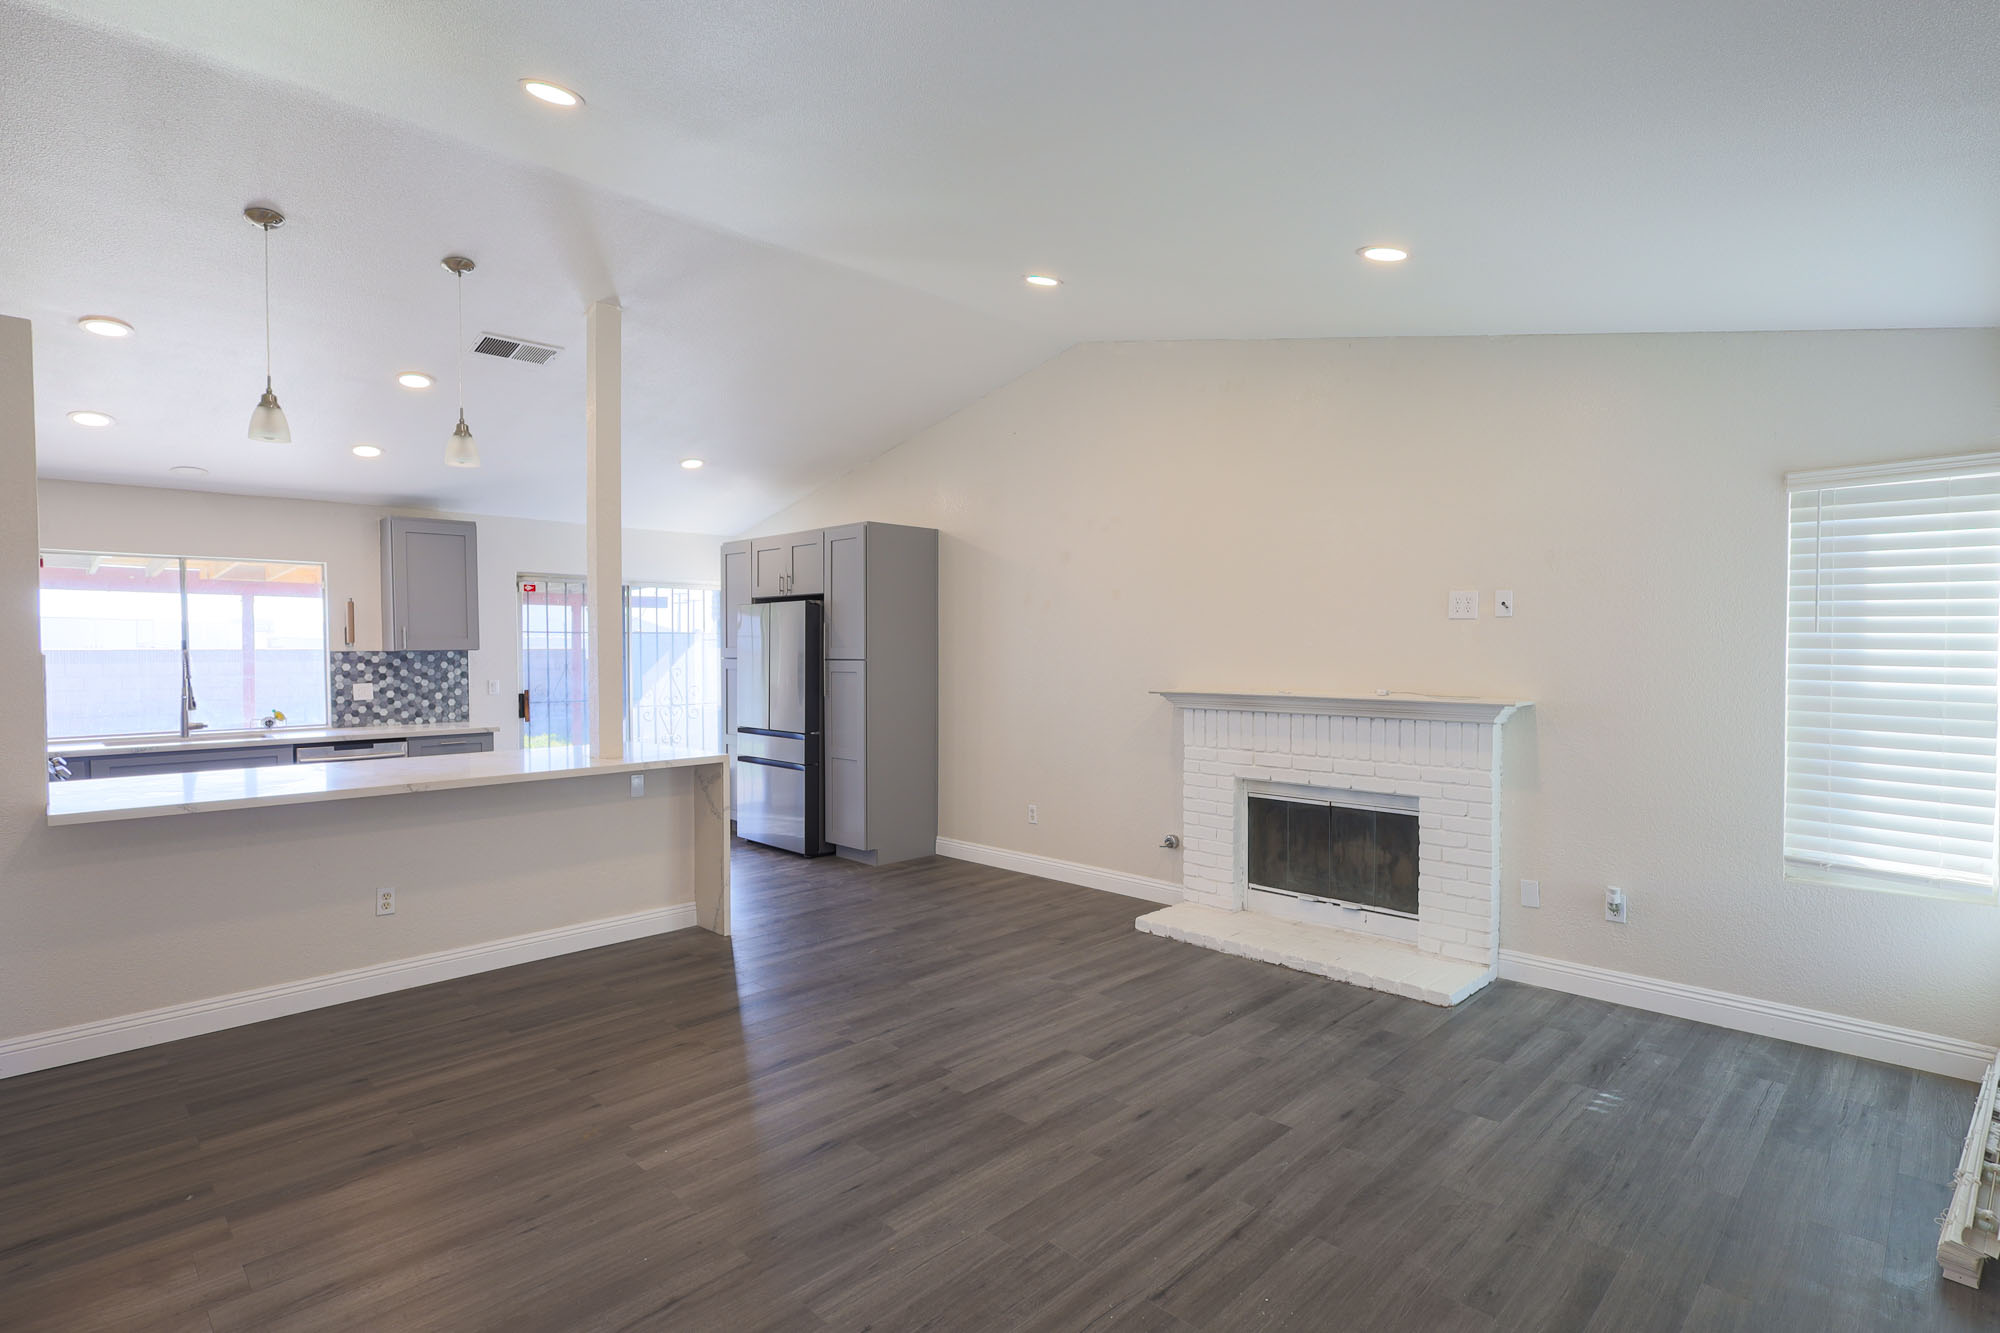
[1783, 860, 1998, 906]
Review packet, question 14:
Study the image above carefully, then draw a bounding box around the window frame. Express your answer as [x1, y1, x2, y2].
[1781, 451, 2000, 905]
[39, 546, 332, 743]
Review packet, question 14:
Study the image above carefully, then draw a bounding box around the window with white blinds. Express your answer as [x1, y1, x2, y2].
[1784, 458, 2000, 898]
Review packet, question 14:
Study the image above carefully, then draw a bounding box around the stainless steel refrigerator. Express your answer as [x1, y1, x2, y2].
[734, 599, 831, 855]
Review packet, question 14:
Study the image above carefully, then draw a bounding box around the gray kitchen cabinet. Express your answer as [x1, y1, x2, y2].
[381, 516, 480, 651]
[85, 745, 293, 780]
[825, 659, 866, 848]
[784, 530, 825, 595]
[406, 732, 495, 758]
[750, 536, 789, 598]
[748, 529, 825, 598]
[720, 541, 751, 659]
[822, 523, 937, 864]
[823, 523, 866, 659]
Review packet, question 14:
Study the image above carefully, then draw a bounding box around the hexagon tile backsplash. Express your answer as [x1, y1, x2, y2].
[330, 651, 471, 728]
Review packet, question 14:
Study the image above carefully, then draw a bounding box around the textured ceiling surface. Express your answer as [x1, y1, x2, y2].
[6, 0, 1997, 528]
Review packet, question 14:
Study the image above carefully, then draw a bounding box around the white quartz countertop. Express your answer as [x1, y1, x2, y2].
[46, 743, 725, 826]
[48, 723, 498, 758]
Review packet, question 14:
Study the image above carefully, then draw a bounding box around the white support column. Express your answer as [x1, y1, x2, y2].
[585, 301, 623, 761]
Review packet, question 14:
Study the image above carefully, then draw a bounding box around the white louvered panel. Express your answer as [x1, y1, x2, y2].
[1784, 467, 2000, 895]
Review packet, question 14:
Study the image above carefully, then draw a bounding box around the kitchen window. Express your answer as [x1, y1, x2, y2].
[1783, 455, 2000, 900]
[517, 577, 721, 751]
[40, 551, 330, 740]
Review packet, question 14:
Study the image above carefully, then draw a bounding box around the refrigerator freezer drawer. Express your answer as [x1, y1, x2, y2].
[737, 730, 806, 765]
[735, 755, 811, 854]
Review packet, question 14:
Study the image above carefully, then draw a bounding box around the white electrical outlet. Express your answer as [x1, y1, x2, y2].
[1495, 589, 1515, 618]
[1027, 803, 1039, 825]
[352, 681, 376, 702]
[630, 773, 645, 798]
[376, 888, 396, 916]
[1605, 886, 1627, 924]
[486, 679, 500, 696]
[1520, 878, 1540, 908]
[1448, 590, 1479, 620]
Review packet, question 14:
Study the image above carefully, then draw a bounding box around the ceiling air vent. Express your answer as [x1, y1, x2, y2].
[472, 333, 563, 366]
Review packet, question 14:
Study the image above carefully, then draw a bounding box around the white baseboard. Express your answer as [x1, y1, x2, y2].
[0, 902, 699, 1081]
[936, 837, 1183, 905]
[1498, 948, 1996, 1082]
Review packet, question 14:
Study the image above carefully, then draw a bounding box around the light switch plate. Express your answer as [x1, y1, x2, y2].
[1495, 589, 1515, 618]
[1520, 878, 1540, 908]
[1448, 590, 1479, 620]
[352, 682, 376, 702]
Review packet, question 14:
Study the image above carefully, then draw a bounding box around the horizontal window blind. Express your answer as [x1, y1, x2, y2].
[1785, 468, 2000, 895]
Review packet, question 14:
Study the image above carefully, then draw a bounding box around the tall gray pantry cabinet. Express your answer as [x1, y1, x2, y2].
[722, 523, 938, 864]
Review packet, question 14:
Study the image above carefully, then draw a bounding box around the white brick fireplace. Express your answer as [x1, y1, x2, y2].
[1139, 691, 1529, 1005]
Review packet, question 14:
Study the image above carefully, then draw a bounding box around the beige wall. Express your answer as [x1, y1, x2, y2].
[751, 330, 2000, 1045]
[36, 480, 722, 746]
[1, 320, 712, 1049]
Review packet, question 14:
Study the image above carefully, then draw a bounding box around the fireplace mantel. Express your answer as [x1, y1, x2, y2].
[1155, 691, 1530, 725]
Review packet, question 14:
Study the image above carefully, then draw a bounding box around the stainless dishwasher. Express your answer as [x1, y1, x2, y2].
[294, 739, 409, 763]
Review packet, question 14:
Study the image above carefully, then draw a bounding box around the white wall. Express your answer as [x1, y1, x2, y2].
[35, 480, 721, 746]
[750, 329, 2000, 1047]
[1, 323, 716, 1050]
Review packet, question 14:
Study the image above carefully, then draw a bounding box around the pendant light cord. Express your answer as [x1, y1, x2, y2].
[262, 222, 273, 389]
[455, 270, 465, 423]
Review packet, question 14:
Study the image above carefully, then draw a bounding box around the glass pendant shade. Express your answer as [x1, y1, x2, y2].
[248, 381, 291, 443]
[445, 414, 480, 468]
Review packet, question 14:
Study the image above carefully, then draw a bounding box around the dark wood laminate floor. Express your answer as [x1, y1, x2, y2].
[3, 844, 1998, 1332]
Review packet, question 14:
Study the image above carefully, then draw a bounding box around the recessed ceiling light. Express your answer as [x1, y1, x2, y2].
[77, 315, 133, 338]
[397, 371, 435, 389]
[168, 465, 208, 478]
[1024, 274, 1062, 288]
[352, 444, 383, 458]
[68, 410, 114, 427]
[680, 458, 704, 470]
[1358, 245, 1410, 263]
[521, 79, 583, 108]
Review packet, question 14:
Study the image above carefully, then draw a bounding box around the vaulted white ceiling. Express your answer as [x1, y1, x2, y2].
[7, 0, 1997, 531]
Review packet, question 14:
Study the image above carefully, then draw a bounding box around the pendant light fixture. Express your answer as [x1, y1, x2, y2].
[244, 206, 292, 443]
[442, 255, 481, 468]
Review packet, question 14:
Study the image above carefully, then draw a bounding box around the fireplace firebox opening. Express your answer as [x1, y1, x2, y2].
[1246, 791, 1419, 917]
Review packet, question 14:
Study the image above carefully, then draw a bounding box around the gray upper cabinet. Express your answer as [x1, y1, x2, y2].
[750, 537, 789, 598]
[382, 517, 480, 651]
[823, 523, 866, 659]
[748, 529, 825, 598]
[720, 541, 751, 658]
[784, 531, 825, 596]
